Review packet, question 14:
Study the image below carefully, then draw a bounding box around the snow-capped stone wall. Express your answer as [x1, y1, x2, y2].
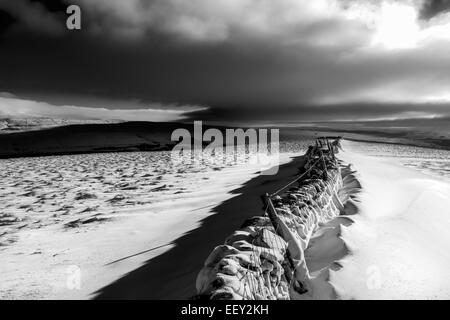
[196, 142, 344, 300]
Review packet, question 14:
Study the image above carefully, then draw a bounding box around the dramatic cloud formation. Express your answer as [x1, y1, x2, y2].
[0, 94, 204, 121]
[0, 0, 450, 122]
[0, 0, 66, 36]
[420, 0, 450, 19]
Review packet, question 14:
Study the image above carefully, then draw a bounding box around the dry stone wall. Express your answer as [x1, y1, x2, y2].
[196, 141, 344, 300]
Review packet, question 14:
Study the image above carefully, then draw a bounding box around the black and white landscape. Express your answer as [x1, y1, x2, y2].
[0, 0, 450, 300]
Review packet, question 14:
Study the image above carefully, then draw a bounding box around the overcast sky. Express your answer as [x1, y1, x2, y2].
[1, 0, 450, 122]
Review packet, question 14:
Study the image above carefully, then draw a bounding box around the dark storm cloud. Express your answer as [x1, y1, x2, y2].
[0, 0, 67, 36]
[0, 0, 368, 108]
[188, 102, 450, 124]
[1, 0, 450, 122]
[28, 0, 67, 12]
[420, 0, 450, 20]
[0, 9, 16, 36]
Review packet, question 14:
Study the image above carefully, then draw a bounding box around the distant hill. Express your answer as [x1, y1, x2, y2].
[1, 118, 448, 159]
[0, 117, 122, 134]
[0, 121, 189, 158]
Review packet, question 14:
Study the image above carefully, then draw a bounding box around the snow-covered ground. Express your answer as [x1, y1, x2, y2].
[342, 140, 450, 180]
[1, 138, 449, 300]
[331, 140, 450, 299]
[0, 150, 295, 299]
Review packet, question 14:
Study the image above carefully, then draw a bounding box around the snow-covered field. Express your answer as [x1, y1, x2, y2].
[0, 149, 297, 299]
[343, 140, 450, 180]
[1, 138, 449, 300]
[332, 140, 450, 299]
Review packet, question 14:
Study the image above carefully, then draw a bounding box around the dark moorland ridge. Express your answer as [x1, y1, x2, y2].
[0, 120, 448, 159]
[0, 121, 281, 158]
[0, 121, 191, 158]
[0, 121, 284, 159]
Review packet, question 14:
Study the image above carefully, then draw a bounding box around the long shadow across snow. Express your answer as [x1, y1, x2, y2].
[95, 156, 305, 299]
